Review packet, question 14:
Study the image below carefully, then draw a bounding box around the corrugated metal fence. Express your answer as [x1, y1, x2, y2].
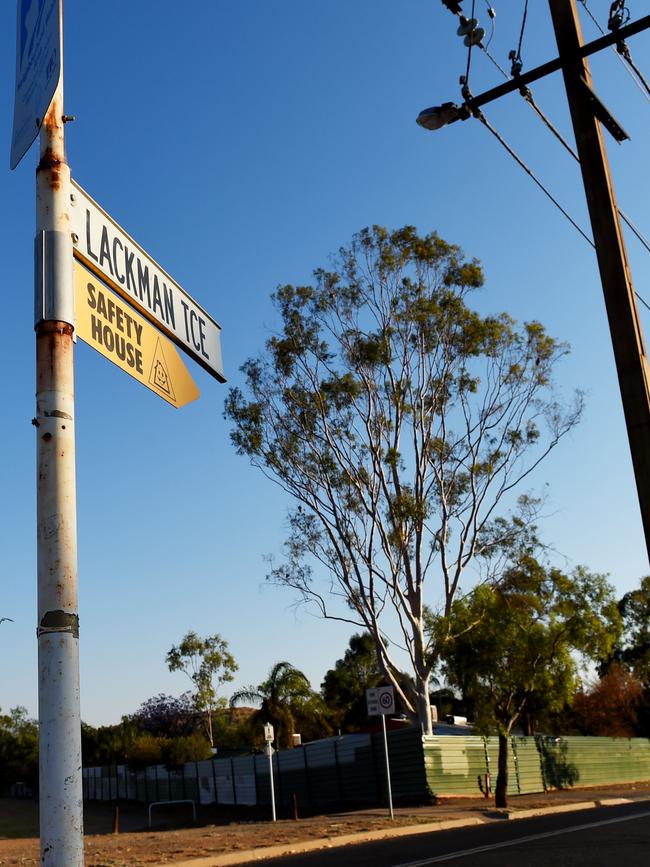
[83, 731, 650, 807]
[83, 728, 426, 808]
[422, 735, 650, 796]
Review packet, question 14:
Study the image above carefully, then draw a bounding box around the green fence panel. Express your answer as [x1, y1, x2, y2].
[511, 737, 545, 794]
[538, 736, 650, 789]
[480, 737, 520, 795]
[423, 735, 490, 796]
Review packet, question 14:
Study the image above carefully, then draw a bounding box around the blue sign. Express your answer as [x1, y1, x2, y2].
[10, 0, 61, 170]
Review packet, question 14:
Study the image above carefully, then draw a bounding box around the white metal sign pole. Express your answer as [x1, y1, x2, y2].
[381, 714, 394, 820]
[34, 6, 84, 863]
[268, 747, 277, 822]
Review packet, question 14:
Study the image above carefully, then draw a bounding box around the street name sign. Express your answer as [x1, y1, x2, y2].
[70, 179, 225, 382]
[75, 262, 200, 409]
[366, 686, 395, 716]
[11, 0, 61, 170]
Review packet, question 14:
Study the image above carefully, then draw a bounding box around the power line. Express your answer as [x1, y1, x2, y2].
[482, 1, 496, 50]
[508, 83, 650, 257]
[516, 0, 529, 64]
[473, 104, 650, 312]
[461, 9, 650, 258]
[617, 41, 650, 98]
[469, 103, 596, 247]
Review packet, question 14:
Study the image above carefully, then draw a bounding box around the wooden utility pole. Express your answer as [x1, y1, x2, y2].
[420, 6, 650, 557]
[421, 4, 650, 560]
[547, 0, 650, 560]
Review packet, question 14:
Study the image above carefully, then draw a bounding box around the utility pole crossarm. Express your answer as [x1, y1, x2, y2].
[450, 14, 650, 120]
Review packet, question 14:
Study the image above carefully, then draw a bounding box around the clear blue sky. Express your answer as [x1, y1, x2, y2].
[1, 1, 649, 726]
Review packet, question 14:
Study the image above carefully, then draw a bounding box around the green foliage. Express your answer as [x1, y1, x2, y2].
[124, 732, 167, 768]
[160, 733, 213, 767]
[81, 718, 138, 767]
[231, 661, 331, 749]
[321, 633, 384, 730]
[83, 714, 212, 769]
[166, 632, 238, 746]
[225, 224, 582, 734]
[438, 558, 619, 806]
[0, 707, 38, 794]
[439, 558, 621, 738]
[602, 575, 650, 684]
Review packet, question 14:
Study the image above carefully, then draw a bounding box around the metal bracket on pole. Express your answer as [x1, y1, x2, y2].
[34, 230, 75, 328]
[579, 78, 629, 142]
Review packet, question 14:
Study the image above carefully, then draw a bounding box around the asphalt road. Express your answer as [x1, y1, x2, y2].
[259, 801, 650, 866]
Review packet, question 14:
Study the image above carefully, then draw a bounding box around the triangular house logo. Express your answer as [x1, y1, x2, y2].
[149, 338, 176, 402]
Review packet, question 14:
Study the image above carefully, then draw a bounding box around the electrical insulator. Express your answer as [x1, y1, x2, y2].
[457, 16, 484, 46]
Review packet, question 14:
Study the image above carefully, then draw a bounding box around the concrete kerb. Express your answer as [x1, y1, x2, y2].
[151, 796, 646, 867]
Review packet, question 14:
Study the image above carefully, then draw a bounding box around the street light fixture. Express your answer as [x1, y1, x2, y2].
[416, 102, 466, 131]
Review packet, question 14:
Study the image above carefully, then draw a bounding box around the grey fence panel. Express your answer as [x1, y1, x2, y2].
[196, 759, 216, 805]
[275, 749, 311, 809]
[232, 755, 256, 805]
[168, 767, 184, 800]
[254, 754, 270, 806]
[254, 755, 275, 808]
[145, 766, 158, 802]
[339, 735, 380, 803]
[302, 741, 340, 804]
[214, 757, 237, 804]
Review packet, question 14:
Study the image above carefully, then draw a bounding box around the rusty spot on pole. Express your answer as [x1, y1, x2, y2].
[36, 147, 62, 191]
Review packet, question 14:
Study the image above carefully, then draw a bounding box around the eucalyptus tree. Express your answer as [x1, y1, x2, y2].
[225, 225, 582, 734]
[166, 631, 237, 747]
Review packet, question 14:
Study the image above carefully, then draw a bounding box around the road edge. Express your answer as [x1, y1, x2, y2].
[151, 797, 646, 867]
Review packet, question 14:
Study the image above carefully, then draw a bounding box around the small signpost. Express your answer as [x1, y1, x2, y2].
[366, 686, 395, 819]
[264, 723, 277, 822]
[10, 3, 225, 863]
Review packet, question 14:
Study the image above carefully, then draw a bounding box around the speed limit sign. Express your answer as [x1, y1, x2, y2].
[366, 685, 395, 716]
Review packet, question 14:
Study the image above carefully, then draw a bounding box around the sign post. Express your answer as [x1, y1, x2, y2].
[264, 723, 277, 822]
[11, 5, 224, 864]
[31, 7, 85, 865]
[366, 686, 395, 820]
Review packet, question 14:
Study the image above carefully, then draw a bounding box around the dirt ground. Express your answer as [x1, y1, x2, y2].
[2, 783, 650, 866]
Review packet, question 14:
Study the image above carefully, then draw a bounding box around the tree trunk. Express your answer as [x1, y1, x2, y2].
[411, 619, 434, 735]
[495, 732, 509, 808]
[415, 673, 433, 736]
[206, 710, 214, 748]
